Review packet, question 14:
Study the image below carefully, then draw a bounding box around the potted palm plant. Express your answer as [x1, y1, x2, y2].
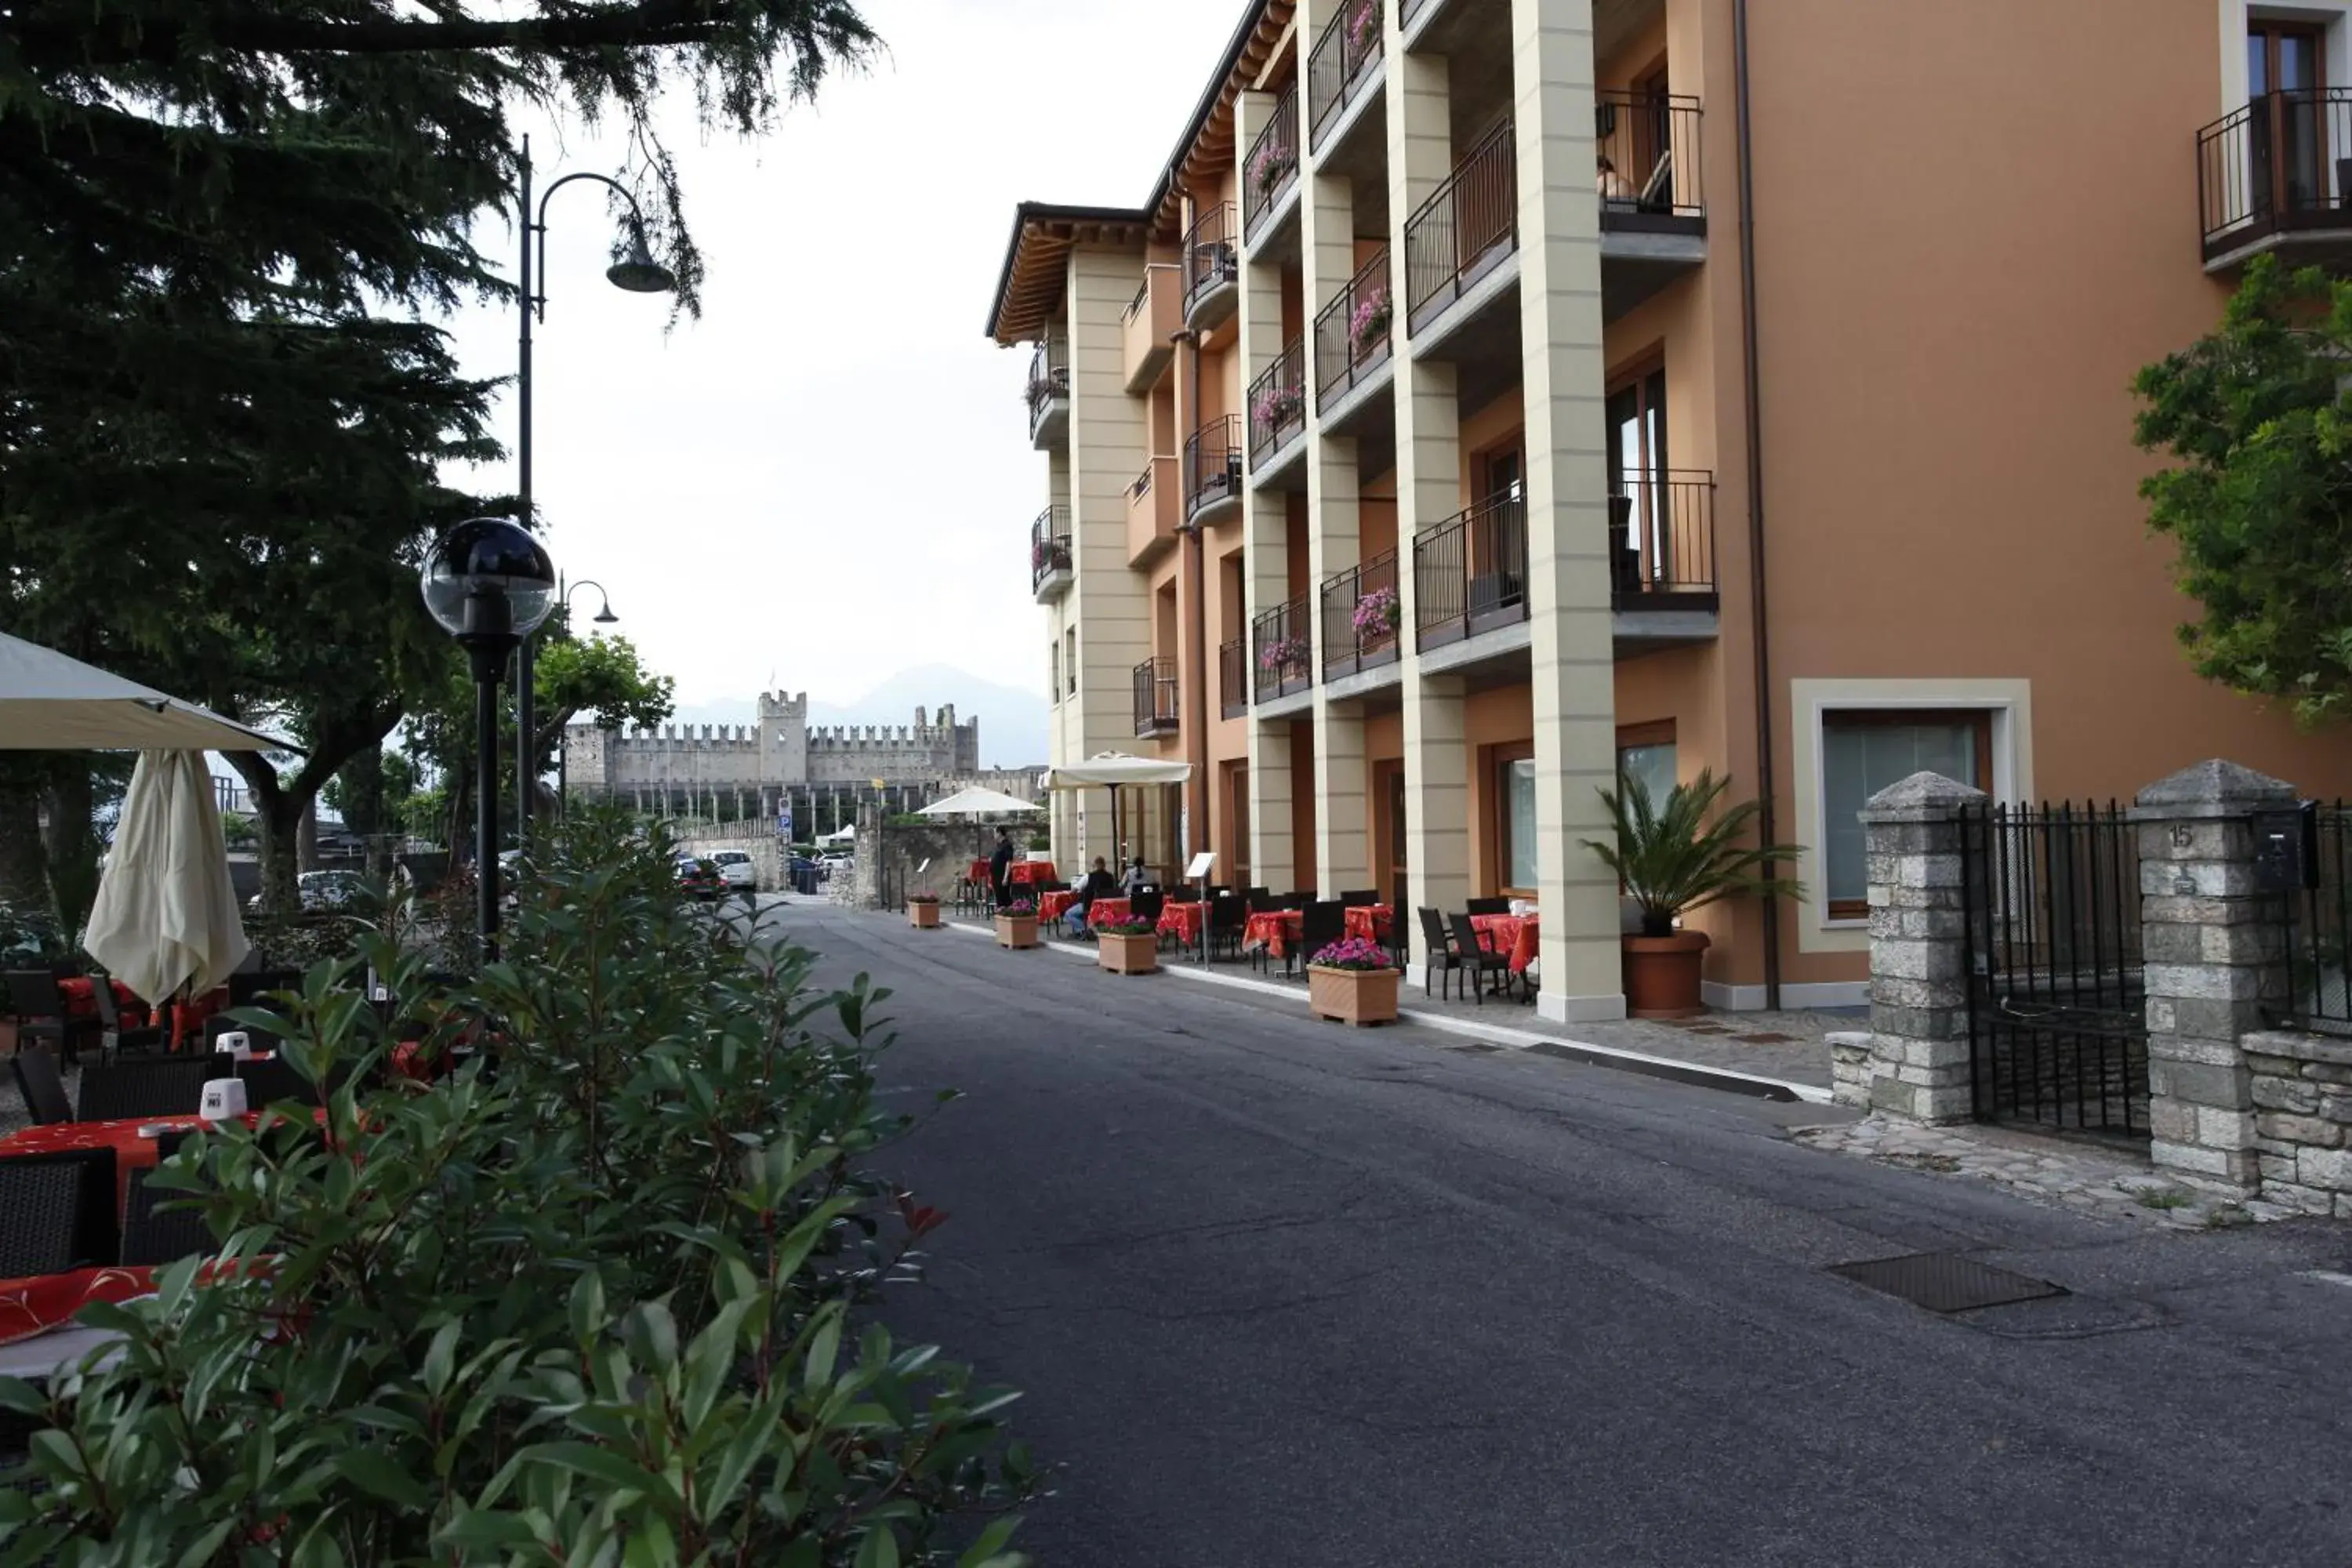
[1306, 935, 1400, 1026]
[1581, 768, 1805, 1018]
[1095, 916, 1160, 975]
[994, 897, 1040, 950]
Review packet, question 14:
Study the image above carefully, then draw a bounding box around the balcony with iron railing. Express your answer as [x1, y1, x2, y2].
[1127, 455, 1180, 568]
[1251, 594, 1315, 706]
[1247, 340, 1308, 478]
[1025, 337, 1069, 448]
[1596, 89, 1707, 318]
[1403, 120, 1518, 341]
[1611, 470, 1718, 619]
[2198, 89, 2352, 270]
[1133, 656, 1181, 739]
[1319, 550, 1401, 684]
[1243, 83, 1301, 250]
[1313, 245, 1392, 423]
[1029, 505, 1072, 602]
[1308, 0, 1384, 154]
[1183, 202, 1240, 332]
[1121, 263, 1182, 392]
[1220, 638, 1249, 720]
[1414, 488, 1526, 654]
[1185, 415, 1244, 527]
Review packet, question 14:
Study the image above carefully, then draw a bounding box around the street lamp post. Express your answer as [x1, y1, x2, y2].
[513, 135, 674, 858]
[553, 576, 617, 818]
[422, 519, 557, 962]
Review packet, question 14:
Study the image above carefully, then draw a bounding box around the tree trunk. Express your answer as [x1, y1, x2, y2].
[0, 778, 49, 916]
[256, 795, 303, 914]
[39, 765, 99, 943]
[296, 797, 320, 873]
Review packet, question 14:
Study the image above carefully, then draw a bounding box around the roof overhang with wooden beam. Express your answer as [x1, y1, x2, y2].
[986, 204, 1153, 346]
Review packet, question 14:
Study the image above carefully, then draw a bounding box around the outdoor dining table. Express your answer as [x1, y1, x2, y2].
[0, 1109, 329, 1215]
[1243, 909, 1304, 959]
[1007, 860, 1057, 887]
[1084, 896, 1133, 930]
[54, 977, 145, 1023]
[1156, 901, 1207, 945]
[1470, 913, 1541, 975]
[1343, 906, 1394, 944]
[966, 858, 993, 887]
[1034, 889, 1078, 924]
[0, 1265, 155, 1354]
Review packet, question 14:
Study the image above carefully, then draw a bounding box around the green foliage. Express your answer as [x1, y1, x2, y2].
[219, 813, 260, 851]
[1581, 768, 1806, 938]
[2133, 255, 2352, 726]
[0, 811, 1032, 1564]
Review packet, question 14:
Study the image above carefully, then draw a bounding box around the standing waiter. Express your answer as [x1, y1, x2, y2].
[989, 826, 1016, 910]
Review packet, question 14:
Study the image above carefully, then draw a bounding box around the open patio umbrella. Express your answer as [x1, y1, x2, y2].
[0, 630, 292, 752]
[1040, 752, 1193, 871]
[915, 786, 1042, 818]
[82, 750, 250, 1006]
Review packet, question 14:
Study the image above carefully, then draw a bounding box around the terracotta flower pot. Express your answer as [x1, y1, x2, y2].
[1621, 931, 1711, 1019]
[908, 901, 940, 929]
[995, 914, 1040, 950]
[1308, 964, 1400, 1027]
[1097, 931, 1160, 975]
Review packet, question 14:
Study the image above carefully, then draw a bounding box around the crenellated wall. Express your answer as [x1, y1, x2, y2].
[563, 691, 987, 793]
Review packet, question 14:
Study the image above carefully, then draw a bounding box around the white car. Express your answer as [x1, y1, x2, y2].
[710, 850, 757, 895]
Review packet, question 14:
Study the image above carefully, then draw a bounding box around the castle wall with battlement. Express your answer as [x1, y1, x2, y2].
[562, 690, 985, 793]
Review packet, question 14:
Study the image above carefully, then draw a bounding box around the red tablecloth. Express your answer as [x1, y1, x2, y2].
[966, 859, 993, 887]
[170, 989, 230, 1050]
[1243, 910, 1304, 959]
[1007, 860, 1057, 887]
[54, 977, 147, 1025]
[1156, 902, 1207, 944]
[1470, 913, 1540, 974]
[0, 1109, 328, 1214]
[1085, 897, 1134, 931]
[1344, 906, 1394, 943]
[1036, 890, 1078, 924]
[0, 1265, 156, 1348]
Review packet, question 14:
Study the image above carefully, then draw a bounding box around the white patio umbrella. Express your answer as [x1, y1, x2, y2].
[83, 750, 250, 1006]
[1040, 753, 1193, 869]
[915, 786, 1042, 818]
[0, 630, 292, 752]
[817, 823, 858, 845]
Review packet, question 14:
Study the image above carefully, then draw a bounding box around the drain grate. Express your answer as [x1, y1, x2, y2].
[1828, 1253, 2068, 1314]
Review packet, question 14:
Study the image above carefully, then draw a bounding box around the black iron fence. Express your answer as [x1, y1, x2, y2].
[1024, 338, 1067, 441]
[2278, 803, 2352, 1033]
[1313, 245, 1392, 409]
[1404, 119, 1516, 336]
[1029, 504, 1070, 594]
[2197, 89, 2352, 263]
[1595, 89, 1704, 227]
[1319, 550, 1400, 680]
[1184, 416, 1243, 522]
[1959, 802, 2149, 1138]
[1413, 488, 1526, 650]
[1184, 202, 1238, 319]
[1308, 0, 1382, 150]
[1132, 656, 1179, 738]
[1244, 82, 1301, 240]
[1610, 470, 1717, 606]
[1248, 340, 1308, 470]
[1251, 594, 1313, 702]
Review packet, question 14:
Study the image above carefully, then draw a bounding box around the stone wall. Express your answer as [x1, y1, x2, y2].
[2242, 1030, 2352, 1218]
[844, 805, 998, 912]
[672, 826, 786, 891]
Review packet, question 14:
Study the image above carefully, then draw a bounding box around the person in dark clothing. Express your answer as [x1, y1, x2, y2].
[1067, 855, 1117, 938]
[989, 827, 1016, 908]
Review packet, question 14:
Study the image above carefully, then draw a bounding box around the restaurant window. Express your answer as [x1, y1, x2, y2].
[1497, 750, 1538, 895]
[1616, 719, 1676, 810]
[1065, 628, 1078, 696]
[1821, 710, 1992, 919]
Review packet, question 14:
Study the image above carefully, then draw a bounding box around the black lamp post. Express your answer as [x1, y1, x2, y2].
[553, 576, 617, 818]
[513, 135, 676, 858]
[422, 518, 557, 960]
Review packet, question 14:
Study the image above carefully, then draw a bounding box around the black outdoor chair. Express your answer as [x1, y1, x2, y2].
[1465, 898, 1512, 917]
[76, 1055, 216, 1123]
[1245, 887, 1271, 907]
[1280, 891, 1313, 911]
[89, 982, 166, 1058]
[1294, 901, 1346, 977]
[1167, 885, 1200, 903]
[0, 1149, 120, 1275]
[5, 970, 89, 1063]
[1417, 908, 1465, 1000]
[1208, 892, 1248, 961]
[1447, 911, 1516, 1004]
[228, 970, 300, 1011]
[1131, 888, 1166, 926]
[1339, 889, 1381, 908]
[236, 1055, 325, 1110]
[120, 1164, 214, 1269]
[10, 1047, 72, 1125]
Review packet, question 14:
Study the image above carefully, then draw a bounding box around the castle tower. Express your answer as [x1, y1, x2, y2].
[758, 690, 809, 787]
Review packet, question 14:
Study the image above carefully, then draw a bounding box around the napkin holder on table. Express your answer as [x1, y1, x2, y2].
[212, 1029, 256, 1062]
[198, 1078, 249, 1123]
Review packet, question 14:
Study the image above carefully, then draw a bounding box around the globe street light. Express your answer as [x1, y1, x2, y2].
[513, 136, 676, 857]
[554, 576, 617, 818]
[421, 517, 557, 960]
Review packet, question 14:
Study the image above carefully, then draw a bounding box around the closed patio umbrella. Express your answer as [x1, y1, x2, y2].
[82, 751, 250, 1007]
[0, 630, 291, 753]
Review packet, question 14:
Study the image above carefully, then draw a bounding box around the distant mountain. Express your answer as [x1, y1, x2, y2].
[669, 665, 1048, 768]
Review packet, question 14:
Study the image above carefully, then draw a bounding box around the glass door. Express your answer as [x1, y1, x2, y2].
[1606, 368, 1670, 593]
[2251, 22, 2325, 220]
[1384, 766, 1409, 913]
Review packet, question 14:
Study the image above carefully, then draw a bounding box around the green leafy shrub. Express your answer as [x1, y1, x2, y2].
[0, 810, 1033, 1565]
[1582, 768, 1806, 938]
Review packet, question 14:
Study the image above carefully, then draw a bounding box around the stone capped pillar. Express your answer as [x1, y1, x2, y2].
[2132, 759, 2297, 1190]
[1860, 771, 1985, 1123]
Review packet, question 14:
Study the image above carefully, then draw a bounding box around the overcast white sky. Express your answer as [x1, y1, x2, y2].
[437, 0, 1238, 713]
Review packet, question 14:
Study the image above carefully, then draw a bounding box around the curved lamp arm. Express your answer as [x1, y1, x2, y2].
[532, 172, 654, 320]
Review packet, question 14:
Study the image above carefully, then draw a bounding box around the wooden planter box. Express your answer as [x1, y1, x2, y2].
[908, 901, 940, 928]
[1097, 931, 1160, 975]
[995, 913, 1040, 950]
[1308, 964, 1400, 1026]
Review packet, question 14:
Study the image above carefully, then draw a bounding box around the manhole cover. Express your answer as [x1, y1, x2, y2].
[1828, 1253, 2067, 1314]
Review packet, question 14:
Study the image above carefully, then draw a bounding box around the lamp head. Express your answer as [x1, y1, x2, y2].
[419, 518, 557, 656]
[606, 225, 677, 295]
[592, 599, 619, 624]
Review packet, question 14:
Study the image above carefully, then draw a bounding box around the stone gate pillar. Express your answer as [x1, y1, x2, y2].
[1858, 772, 1984, 1123]
[2132, 760, 2296, 1190]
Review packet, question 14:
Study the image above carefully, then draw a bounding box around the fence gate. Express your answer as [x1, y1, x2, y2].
[1958, 802, 2150, 1138]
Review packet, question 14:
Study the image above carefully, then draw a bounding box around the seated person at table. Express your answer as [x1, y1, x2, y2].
[1122, 855, 1149, 895]
[1068, 856, 1118, 938]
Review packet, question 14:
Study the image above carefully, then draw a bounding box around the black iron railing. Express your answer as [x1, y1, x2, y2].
[1251, 594, 1313, 702]
[1404, 120, 1517, 336]
[1184, 203, 1239, 319]
[1185, 416, 1244, 522]
[1133, 656, 1180, 738]
[1595, 89, 1704, 227]
[1610, 470, 1716, 605]
[1319, 550, 1400, 680]
[1959, 802, 2148, 1137]
[1123, 276, 1150, 324]
[2278, 804, 2352, 1035]
[1244, 83, 1301, 241]
[1220, 638, 1249, 719]
[1308, 0, 1383, 150]
[2198, 89, 2352, 262]
[1414, 488, 1526, 650]
[1029, 504, 1071, 594]
[1314, 245, 1392, 409]
[1248, 340, 1308, 468]
[1025, 339, 1067, 414]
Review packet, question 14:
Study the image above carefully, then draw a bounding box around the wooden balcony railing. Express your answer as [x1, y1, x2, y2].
[1219, 638, 1249, 719]
[1133, 656, 1180, 738]
[1319, 550, 1401, 680]
[1247, 339, 1307, 469]
[1595, 89, 1704, 227]
[1184, 415, 1244, 523]
[2198, 89, 2352, 262]
[1029, 505, 1071, 595]
[1413, 488, 1526, 651]
[1403, 120, 1517, 336]
[1313, 245, 1392, 410]
[1611, 470, 1718, 606]
[1308, 0, 1383, 151]
[1243, 83, 1301, 241]
[1251, 594, 1314, 702]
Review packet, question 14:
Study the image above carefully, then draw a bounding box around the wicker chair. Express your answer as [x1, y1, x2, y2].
[76, 1055, 216, 1123]
[235, 1056, 325, 1110]
[1447, 911, 1517, 1004]
[0, 1150, 119, 1274]
[120, 1166, 214, 1269]
[1295, 901, 1347, 977]
[90, 982, 166, 1056]
[1465, 897, 1512, 916]
[10, 1047, 72, 1125]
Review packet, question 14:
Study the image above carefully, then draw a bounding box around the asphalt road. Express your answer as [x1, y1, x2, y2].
[757, 898, 2352, 1567]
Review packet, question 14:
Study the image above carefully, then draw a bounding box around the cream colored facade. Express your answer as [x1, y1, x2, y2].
[990, 0, 2352, 1016]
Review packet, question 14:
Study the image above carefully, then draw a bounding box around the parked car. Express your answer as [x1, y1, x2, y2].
[710, 850, 757, 896]
[818, 848, 853, 884]
[676, 856, 724, 901]
[246, 869, 368, 915]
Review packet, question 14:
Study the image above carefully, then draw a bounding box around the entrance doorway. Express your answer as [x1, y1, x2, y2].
[1383, 766, 1409, 912]
[2249, 20, 2328, 219]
